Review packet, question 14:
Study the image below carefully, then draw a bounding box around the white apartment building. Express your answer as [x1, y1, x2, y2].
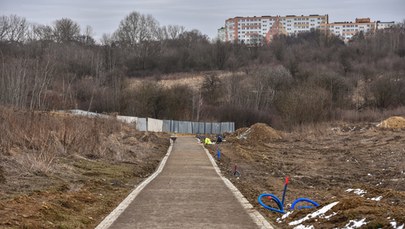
[217, 27, 226, 42]
[377, 21, 396, 30]
[321, 18, 377, 42]
[225, 14, 329, 44]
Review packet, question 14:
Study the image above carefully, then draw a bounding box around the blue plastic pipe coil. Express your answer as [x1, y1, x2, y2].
[290, 198, 320, 210]
[258, 193, 285, 214]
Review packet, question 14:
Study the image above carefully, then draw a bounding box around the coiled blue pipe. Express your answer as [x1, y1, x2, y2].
[258, 193, 285, 214]
[258, 177, 319, 214]
[290, 198, 319, 210]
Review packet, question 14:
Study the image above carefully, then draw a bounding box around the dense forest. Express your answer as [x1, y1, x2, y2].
[1, 12, 405, 129]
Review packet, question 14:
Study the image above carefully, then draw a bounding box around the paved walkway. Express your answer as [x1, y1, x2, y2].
[106, 136, 267, 229]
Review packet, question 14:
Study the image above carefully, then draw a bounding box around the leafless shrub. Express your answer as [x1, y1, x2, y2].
[336, 107, 405, 123]
[275, 85, 332, 128]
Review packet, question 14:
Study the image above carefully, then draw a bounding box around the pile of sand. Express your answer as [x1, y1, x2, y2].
[377, 116, 405, 129]
[237, 123, 282, 142]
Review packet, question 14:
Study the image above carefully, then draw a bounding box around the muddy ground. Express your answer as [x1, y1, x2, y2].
[0, 110, 170, 229]
[208, 122, 405, 228]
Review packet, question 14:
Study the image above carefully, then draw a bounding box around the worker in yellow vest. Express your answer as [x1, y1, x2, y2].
[204, 137, 212, 145]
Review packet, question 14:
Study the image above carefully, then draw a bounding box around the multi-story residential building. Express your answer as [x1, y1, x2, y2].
[217, 27, 226, 42]
[377, 21, 396, 30]
[321, 18, 377, 42]
[224, 14, 328, 45]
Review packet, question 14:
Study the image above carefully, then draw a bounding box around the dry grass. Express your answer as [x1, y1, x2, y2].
[336, 106, 405, 123]
[0, 107, 125, 174]
[0, 106, 170, 228]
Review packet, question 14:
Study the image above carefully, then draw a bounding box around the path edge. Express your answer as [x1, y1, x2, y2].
[202, 143, 275, 229]
[95, 140, 174, 229]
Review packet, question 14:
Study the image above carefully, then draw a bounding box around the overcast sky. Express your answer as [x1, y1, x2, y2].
[1, 0, 404, 40]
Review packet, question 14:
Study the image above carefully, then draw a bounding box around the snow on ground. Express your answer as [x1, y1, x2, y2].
[289, 202, 339, 226]
[391, 220, 405, 229]
[342, 218, 367, 229]
[276, 211, 293, 223]
[324, 212, 337, 219]
[293, 225, 314, 229]
[369, 196, 383, 201]
[346, 188, 367, 196]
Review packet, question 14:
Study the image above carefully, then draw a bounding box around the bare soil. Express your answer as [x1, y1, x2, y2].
[208, 120, 405, 228]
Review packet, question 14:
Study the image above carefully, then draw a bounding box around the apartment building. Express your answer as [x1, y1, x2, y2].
[224, 14, 328, 44]
[377, 21, 396, 30]
[320, 18, 396, 42]
[217, 27, 226, 42]
[320, 18, 377, 42]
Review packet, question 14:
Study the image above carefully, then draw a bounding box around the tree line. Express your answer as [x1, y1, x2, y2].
[1, 12, 404, 129]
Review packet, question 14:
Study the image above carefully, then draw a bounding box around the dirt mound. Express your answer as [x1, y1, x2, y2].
[237, 123, 282, 142]
[377, 116, 405, 129]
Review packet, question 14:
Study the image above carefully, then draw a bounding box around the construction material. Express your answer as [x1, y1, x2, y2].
[258, 177, 319, 214]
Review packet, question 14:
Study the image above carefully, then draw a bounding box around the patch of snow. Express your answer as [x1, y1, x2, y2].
[277, 211, 293, 223]
[391, 221, 405, 229]
[346, 188, 366, 196]
[294, 225, 314, 229]
[370, 196, 383, 201]
[282, 211, 293, 219]
[289, 202, 339, 226]
[343, 218, 367, 229]
[324, 212, 337, 219]
[237, 127, 251, 140]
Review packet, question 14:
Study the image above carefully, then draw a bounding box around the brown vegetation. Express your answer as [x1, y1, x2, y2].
[377, 116, 405, 129]
[1, 13, 405, 129]
[0, 107, 169, 228]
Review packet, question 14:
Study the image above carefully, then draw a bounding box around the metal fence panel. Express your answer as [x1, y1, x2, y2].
[191, 122, 198, 134]
[178, 121, 192, 133]
[117, 115, 137, 125]
[148, 118, 163, 132]
[172, 120, 180, 133]
[212, 122, 221, 134]
[162, 120, 171, 132]
[204, 122, 212, 134]
[198, 122, 205, 134]
[136, 118, 147, 131]
[221, 122, 234, 133]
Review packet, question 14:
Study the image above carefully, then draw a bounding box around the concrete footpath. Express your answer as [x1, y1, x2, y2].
[98, 136, 272, 229]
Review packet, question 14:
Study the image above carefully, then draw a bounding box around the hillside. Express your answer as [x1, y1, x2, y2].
[0, 107, 170, 228]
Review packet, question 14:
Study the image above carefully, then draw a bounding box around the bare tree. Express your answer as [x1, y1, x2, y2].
[78, 25, 95, 45]
[162, 25, 185, 40]
[0, 15, 28, 42]
[53, 18, 80, 43]
[114, 11, 161, 45]
[30, 24, 54, 41]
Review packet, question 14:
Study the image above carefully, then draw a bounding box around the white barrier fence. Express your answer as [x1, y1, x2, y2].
[66, 110, 234, 134]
